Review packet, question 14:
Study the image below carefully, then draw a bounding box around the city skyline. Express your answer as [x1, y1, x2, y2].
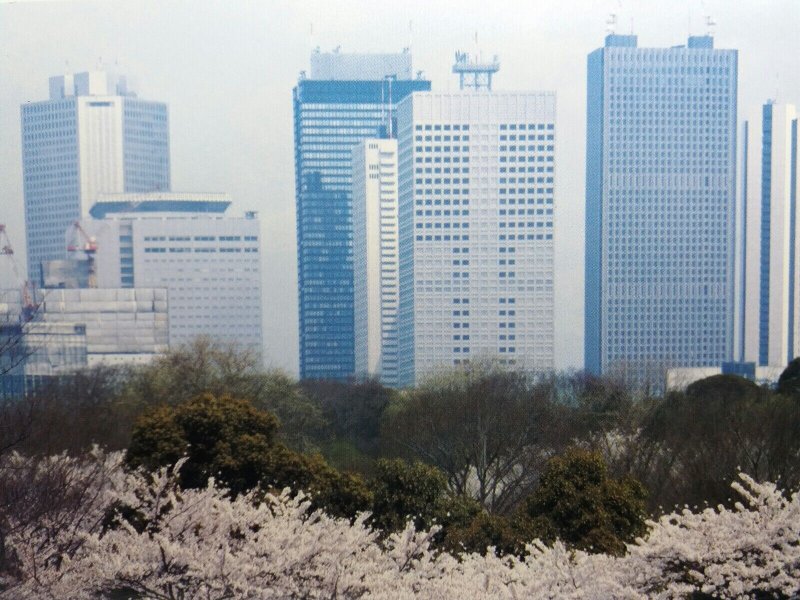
[2, 0, 799, 375]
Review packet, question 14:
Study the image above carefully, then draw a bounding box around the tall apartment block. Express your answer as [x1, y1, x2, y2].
[396, 88, 557, 387]
[293, 51, 430, 380]
[585, 35, 738, 382]
[352, 139, 399, 386]
[74, 193, 263, 357]
[21, 72, 170, 280]
[741, 102, 800, 367]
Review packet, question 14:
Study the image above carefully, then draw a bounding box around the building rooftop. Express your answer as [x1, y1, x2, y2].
[48, 72, 134, 100]
[90, 192, 232, 218]
[307, 50, 414, 81]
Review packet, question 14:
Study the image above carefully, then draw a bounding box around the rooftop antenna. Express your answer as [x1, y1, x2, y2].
[606, 13, 617, 34]
[452, 49, 499, 91]
[310, 22, 314, 55]
[408, 20, 413, 55]
[705, 15, 716, 35]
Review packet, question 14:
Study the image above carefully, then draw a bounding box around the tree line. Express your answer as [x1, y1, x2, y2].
[2, 337, 800, 560]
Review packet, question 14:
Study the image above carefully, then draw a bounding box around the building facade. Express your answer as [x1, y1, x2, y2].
[0, 285, 168, 398]
[741, 102, 799, 367]
[21, 72, 170, 280]
[38, 288, 169, 365]
[76, 193, 263, 357]
[352, 139, 399, 386]
[396, 92, 556, 387]
[293, 51, 430, 380]
[585, 35, 738, 383]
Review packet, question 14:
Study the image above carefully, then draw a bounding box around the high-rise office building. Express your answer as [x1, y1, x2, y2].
[585, 35, 738, 382]
[75, 193, 262, 356]
[21, 72, 170, 279]
[396, 91, 556, 387]
[293, 50, 430, 380]
[741, 102, 799, 367]
[352, 139, 399, 386]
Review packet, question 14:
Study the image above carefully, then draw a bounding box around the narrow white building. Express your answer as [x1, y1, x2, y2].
[352, 139, 400, 386]
[75, 193, 263, 358]
[741, 102, 800, 367]
[396, 90, 556, 386]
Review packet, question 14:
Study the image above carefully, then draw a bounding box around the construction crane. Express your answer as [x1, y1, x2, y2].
[66, 221, 98, 288]
[0, 223, 38, 322]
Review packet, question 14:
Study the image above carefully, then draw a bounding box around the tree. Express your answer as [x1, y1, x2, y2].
[4, 450, 800, 599]
[125, 393, 371, 516]
[635, 374, 800, 511]
[370, 458, 450, 533]
[520, 448, 648, 556]
[126, 392, 279, 495]
[302, 378, 393, 466]
[124, 337, 329, 452]
[777, 357, 800, 397]
[383, 363, 568, 514]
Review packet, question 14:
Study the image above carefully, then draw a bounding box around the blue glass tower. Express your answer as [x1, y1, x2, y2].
[585, 35, 738, 382]
[293, 52, 430, 380]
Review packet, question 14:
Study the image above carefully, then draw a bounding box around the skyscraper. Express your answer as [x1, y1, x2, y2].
[741, 102, 799, 367]
[396, 90, 556, 387]
[293, 51, 430, 380]
[21, 72, 170, 280]
[352, 138, 399, 386]
[585, 35, 738, 383]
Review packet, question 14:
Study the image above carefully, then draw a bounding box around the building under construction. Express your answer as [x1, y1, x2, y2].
[0, 286, 168, 399]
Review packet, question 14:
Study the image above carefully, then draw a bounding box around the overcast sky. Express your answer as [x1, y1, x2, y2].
[1, 0, 798, 375]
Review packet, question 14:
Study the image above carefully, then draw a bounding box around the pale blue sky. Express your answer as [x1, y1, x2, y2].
[1, 0, 798, 375]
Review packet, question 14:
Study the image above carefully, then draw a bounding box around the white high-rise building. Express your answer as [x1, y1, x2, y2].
[352, 139, 399, 386]
[396, 92, 556, 387]
[741, 102, 800, 367]
[75, 193, 263, 357]
[21, 72, 170, 279]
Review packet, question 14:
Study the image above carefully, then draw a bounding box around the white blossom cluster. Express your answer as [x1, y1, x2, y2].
[1, 451, 798, 599]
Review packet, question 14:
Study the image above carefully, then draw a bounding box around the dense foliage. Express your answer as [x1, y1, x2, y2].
[2, 340, 800, 596]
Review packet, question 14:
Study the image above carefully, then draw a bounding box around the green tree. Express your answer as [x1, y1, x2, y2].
[126, 393, 279, 495]
[383, 362, 569, 514]
[635, 374, 800, 510]
[126, 393, 371, 516]
[777, 357, 800, 397]
[370, 458, 450, 532]
[520, 447, 647, 556]
[124, 338, 328, 452]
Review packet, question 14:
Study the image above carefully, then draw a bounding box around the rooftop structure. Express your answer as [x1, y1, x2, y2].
[452, 51, 500, 91]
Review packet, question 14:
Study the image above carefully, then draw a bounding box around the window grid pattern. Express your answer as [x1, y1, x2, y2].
[293, 77, 430, 380]
[397, 93, 556, 387]
[585, 36, 738, 382]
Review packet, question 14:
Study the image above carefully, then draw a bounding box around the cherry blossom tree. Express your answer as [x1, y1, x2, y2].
[1, 449, 799, 599]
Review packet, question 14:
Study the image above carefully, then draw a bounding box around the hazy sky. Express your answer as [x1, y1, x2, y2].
[1, 0, 798, 375]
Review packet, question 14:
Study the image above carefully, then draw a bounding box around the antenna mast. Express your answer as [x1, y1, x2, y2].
[452, 51, 500, 91]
